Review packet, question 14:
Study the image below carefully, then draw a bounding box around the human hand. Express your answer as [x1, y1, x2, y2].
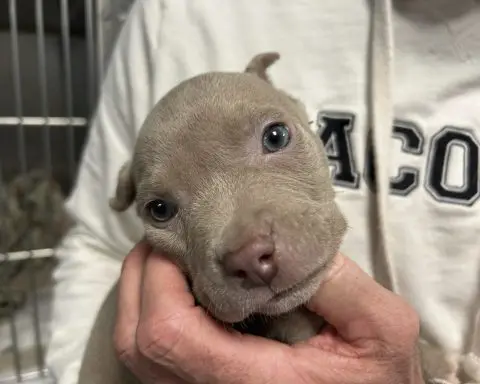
[114, 241, 424, 384]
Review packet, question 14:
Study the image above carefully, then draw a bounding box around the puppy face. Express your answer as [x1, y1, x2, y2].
[111, 53, 347, 323]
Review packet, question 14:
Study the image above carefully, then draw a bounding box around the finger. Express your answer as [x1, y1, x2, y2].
[306, 253, 417, 344]
[140, 251, 194, 322]
[136, 252, 289, 383]
[115, 245, 188, 384]
[126, 355, 189, 384]
[115, 241, 152, 345]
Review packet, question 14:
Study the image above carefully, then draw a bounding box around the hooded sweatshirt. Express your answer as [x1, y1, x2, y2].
[46, 0, 480, 383]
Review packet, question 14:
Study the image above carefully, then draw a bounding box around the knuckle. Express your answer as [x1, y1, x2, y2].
[377, 297, 421, 357]
[136, 317, 184, 363]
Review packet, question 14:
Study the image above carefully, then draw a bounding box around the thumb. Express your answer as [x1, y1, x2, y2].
[306, 254, 416, 344]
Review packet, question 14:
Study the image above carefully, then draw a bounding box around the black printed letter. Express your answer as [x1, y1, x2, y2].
[425, 126, 479, 206]
[390, 121, 424, 196]
[317, 112, 360, 189]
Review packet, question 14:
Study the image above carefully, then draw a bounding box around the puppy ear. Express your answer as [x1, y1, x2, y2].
[109, 161, 136, 212]
[244, 52, 280, 84]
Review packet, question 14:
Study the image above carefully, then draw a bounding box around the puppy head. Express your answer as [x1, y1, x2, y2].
[111, 52, 347, 323]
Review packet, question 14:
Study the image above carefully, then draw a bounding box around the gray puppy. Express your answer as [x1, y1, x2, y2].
[76, 52, 462, 384]
[76, 52, 348, 384]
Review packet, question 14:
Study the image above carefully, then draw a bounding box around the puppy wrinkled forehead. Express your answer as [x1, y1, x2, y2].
[135, 72, 302, 162]
[142, 73, 301, 137]
[128, 69, 316, 205]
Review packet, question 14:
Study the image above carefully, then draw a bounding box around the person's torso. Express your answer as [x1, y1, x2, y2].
[134, 0, 480, 354]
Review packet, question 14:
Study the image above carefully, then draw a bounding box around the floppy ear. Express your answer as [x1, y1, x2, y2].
[109, 161, 136, 212]
[244, 52, 280, 84]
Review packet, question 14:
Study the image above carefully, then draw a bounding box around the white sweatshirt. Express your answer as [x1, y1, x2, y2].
[46, 0, 480, 383]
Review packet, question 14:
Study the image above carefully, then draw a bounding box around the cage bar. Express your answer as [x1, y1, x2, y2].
[60, 0, 76, 183]
[85, 0, 97, 113]
[8, 0, 27, 174]
[0, 117, 88, 127]
[35, 0, 52, 173]
[95, 0, 105, 87]
[0, 0, 127, 382]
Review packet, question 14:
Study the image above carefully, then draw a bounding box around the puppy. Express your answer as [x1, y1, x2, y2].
[77, 52, 348, 384]
[0, 169, 71, 254]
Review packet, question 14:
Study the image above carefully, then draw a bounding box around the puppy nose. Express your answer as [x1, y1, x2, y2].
[222, 237, 278, 287]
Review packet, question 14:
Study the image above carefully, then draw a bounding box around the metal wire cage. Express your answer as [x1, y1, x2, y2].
[0, 0, 133, 382]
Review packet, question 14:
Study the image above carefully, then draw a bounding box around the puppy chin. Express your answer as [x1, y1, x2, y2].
[193, 287, 258, 323]
[258, 268, 324, 316]
[202, 300, 256, 323]
[193, 265, 327, 323]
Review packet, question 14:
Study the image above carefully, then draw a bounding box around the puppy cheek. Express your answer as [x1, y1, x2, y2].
[143, 225, 189, 268]
[185, 226, 225, 282]
[274, 201, 346, 285]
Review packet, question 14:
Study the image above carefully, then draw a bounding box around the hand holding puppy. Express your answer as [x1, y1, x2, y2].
[114, 241, 424, 384]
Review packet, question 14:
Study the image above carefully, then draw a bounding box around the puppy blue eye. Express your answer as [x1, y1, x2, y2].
[146, 199, 178, 222]
[262, 123, 290, 153]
